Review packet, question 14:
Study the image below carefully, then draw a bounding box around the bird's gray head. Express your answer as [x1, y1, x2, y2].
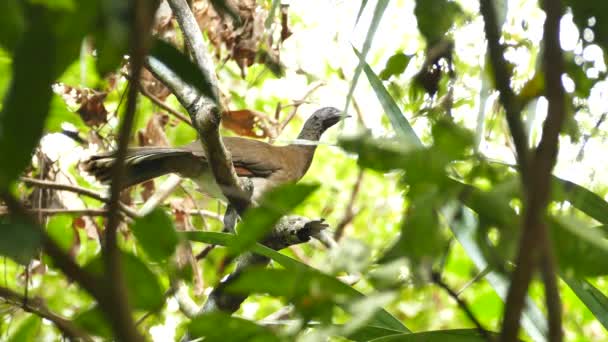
[297, 107, 347, 141]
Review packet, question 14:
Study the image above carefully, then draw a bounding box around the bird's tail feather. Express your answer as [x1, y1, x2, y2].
[82, 147, 198, 188]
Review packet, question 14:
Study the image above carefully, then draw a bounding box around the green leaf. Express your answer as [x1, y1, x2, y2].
[551, 217, 608, 276]
[446, 204, 548, 341]
[86, 252, 164, 310]
[182, 231, 409, 333]
[0, 1, 25, 52]
[0, 8, 55, 189]
[354, 48, 421, 145]
[227, 267, 389, 323]
[563, 276, 608, 331]
[382, 186, 444, 266]
[0, 218, 43, 265]
[46, 214, 75, 253]
[8, 315, 41, 342]
[346, 324, 404, 341]
[188, 312, 281, 342]
[94, 0, 130, 75]
[74, 306, 112, 339]
[554, 177, 608, 225]
[339, 133, 449, 185]
[131, 208, 179, 262]
[229, 183, 318, 255]
[149, 38, 219, 105]
[344, 0, 388, 113]
[355, 0, 369, 26]
[379, 52, 411, 80]
[414, 0, 462, 45]
[368, 329, 495, 342]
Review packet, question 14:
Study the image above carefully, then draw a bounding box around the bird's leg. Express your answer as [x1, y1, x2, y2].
[222, 177, 254, 233]
[222, 205, 239, 233]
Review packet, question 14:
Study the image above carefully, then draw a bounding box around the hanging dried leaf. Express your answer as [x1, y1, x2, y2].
[140, 68, 172, 100]
[138, 113, 171, 147]
[53, 83, 109, 126]
[192, 0, 283, 76]
[222, 109, 269, 138]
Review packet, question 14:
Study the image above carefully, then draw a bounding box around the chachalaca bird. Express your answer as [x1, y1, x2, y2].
[83, 107, 345, 201]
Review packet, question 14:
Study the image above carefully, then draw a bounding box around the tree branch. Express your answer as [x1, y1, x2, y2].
[497, 0, 565, 340]
[101, 1, 156, 341]
[20, 177, 138, 219]
[0, 286, 93, 342]
[180, 217, 329, 315]
[148, 0, 251, 214]
[479, 0, 530, 177]
[431, 272, 491, 342]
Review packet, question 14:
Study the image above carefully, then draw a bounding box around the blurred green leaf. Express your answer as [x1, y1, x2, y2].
[74, 306, 112, 339]
[0, 1, 25, 52]
[226, 267, 366, 322]
[0, 2, 99, 188]
[8, 315, 41, 342]
[414, 0, 462, 45]
[447, 205, 548, 341]
[0, 7, 55, 189]
[563, 276, 608, 330]
[182, 231, 409, 332]
[0, 218, 43, 265]
[46, 214, 75, 253]
[94, 0, 129, 75]
[86, 252, 164, 310]
[131, 208, 179, 263]
[188, 312, 281, 342]
[229, 183, 318, 255]
[379, 52, 411, 80]
[368, 329, 495, 342]
[431, 119, 474, 160]
[355, 48, 421, 144]
[149, 38, 219, 104]
[551, 217, 608, 276]
[382, 186, 444, 268]
[554, 177, 608, 225]
[346, 324, 404, 341]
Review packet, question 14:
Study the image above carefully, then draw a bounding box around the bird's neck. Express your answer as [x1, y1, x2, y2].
[297, 125, 323, 141]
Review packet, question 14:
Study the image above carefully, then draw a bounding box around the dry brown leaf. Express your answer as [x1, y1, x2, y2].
[222, 109, 269, 138]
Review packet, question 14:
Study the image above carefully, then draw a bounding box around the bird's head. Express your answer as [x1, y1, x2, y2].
[297, 107, 349, 141]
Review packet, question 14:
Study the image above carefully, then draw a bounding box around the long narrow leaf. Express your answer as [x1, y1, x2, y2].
[182, 231, 409, 333]
[354, 48, 421, 145]
[563, 276, 608, 330]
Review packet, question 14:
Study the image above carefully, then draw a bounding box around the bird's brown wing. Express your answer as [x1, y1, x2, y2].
[185, 137, 282, 178]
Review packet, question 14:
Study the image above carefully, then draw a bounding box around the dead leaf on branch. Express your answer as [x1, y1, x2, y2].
[192, 0, 285, 76]
[222, 109, 272, 138]
[53, 83, 109, 127]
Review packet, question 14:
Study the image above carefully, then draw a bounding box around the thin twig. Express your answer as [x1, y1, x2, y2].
[334, 169, 364, 240]
[0, 286, 93, 342]
[0, 207, 108, 216]
[101, 1, 155, 341]
[479, 0, 529, 178]
[277, 81, 325, 135]
[431, 272, 492, 342]
[138, 174, 183, 216]
[0, 193, 104, 306]
[20, 177, 138, 219]
[138, 77, 193, 126]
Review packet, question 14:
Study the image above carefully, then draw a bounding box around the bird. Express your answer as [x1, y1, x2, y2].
[83, 107, 346, 202]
